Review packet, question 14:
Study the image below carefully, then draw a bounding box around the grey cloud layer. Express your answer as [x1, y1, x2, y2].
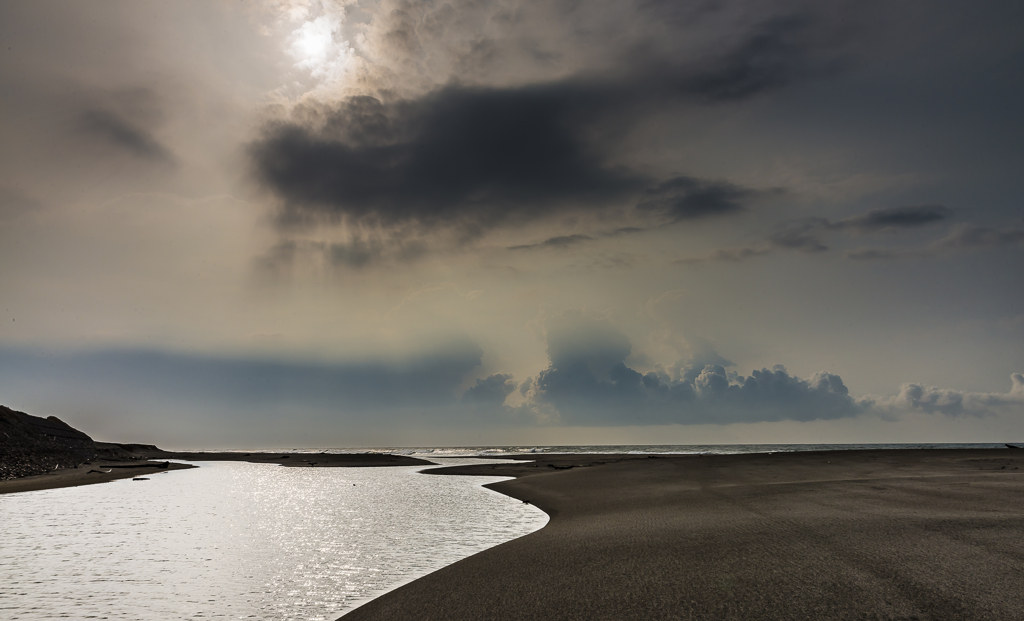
[637, 177, 778, 222]
[677, 205, 1024, 264]
[847, 224, 1024, 260]
[771, 205, 954, 253]
[508, 234, 594, 251]
[355, 0, 855, 98]
[2, 336, 1019, 432]
[837, 205, 951, 232]
[256, 235, 429, 272]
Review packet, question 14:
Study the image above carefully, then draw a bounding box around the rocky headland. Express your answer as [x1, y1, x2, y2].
[0, 405, 98, 480]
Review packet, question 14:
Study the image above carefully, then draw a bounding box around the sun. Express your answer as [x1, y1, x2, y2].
[288, 13, 352, 83]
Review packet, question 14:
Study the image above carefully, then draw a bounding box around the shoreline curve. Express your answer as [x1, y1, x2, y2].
[338, 449, 1024, 621]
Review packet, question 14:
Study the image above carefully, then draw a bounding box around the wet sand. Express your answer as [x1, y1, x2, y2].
[0, 459, 197, 494]
[340, 449, 1024, 621]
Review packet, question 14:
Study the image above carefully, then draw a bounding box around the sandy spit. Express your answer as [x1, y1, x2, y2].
[340, 449, 1024, 621]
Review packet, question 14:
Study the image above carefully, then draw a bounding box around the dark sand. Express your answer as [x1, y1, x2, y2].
[340, 449, 1024, 621]
[0, 446, 432, 495]
[0, 459, 198, 494]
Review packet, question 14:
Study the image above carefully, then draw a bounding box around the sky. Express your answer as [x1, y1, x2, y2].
[0, 0, 1022, 449]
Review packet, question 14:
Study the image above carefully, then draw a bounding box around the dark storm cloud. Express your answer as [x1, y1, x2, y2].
[250, 11, 844, 233]
[251, 86, 649, 231]
[77, 108, 175, 164]
[250, 85, 773, 233]
[0, 344, 483, 414]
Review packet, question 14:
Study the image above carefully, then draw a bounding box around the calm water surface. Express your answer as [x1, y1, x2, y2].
[0, 459, 548, 620]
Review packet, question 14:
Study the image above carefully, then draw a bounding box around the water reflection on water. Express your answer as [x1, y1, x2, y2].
[0, 459, 547, 620]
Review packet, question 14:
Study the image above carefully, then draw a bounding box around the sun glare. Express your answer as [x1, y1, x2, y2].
[288, 13, 351, 84]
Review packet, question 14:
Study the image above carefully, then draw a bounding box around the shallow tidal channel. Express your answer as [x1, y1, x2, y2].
[0, 458, 548, 620]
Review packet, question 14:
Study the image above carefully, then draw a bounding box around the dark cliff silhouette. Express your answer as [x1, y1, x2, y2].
[0, 405, 97, 480]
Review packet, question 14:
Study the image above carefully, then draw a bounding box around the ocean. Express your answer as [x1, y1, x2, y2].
[246, 442, 1008, 458]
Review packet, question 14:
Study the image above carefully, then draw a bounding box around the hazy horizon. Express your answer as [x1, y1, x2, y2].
[1, 0, 1022, 447]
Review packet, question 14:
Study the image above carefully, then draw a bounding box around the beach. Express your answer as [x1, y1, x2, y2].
[341, 449, 1024, 621]
[5, 445, 1023, 619]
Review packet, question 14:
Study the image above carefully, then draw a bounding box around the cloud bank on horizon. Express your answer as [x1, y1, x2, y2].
[2, 312, 1021, 445]
[0, 0, 1022, 446]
